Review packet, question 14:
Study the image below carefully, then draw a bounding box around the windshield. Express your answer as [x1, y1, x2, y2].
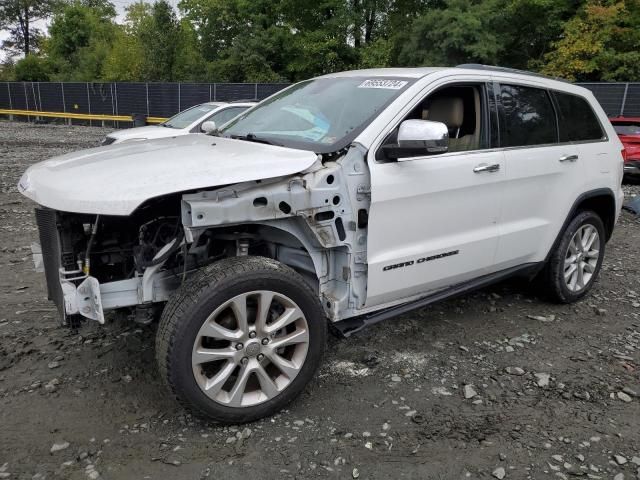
[220, 77, 415, 153]
[208, 106, 251, 127]
[612, 122, 640, 136]
[164, 103, 219, 129]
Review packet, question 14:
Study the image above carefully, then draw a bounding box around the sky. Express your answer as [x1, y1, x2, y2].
[0, 0, 181, 61]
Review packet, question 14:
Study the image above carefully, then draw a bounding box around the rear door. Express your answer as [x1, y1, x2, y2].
[493, 81, 586, 268]
[554, 91, 612, 190]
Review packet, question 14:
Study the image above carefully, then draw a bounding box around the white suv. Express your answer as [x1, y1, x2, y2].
[101, 102, 256, 145]
[18, 66, 624, 423]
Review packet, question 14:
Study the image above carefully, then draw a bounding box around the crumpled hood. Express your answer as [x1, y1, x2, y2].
[18, 134, 318, 215]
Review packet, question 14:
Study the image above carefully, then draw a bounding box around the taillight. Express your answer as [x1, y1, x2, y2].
[622, 147, 628, 162]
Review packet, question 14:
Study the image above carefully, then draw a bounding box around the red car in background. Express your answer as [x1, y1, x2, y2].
[610, 116, 640, 179]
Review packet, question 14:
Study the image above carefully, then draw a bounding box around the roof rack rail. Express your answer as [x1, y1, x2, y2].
[455, 64, 570, 83]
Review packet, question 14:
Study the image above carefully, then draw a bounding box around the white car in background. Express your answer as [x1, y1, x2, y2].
[101, 101, 256, 145]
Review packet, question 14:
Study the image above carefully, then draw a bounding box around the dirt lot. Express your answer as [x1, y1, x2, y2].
[0, 121, 639, 480]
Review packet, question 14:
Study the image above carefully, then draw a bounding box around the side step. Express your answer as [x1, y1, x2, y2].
[334, 263, 540, 337]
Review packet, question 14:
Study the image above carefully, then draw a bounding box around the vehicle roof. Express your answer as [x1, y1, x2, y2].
[204, 102, 228, 107]
[319, 65, 580, 92]
[319, 67, 446, 79]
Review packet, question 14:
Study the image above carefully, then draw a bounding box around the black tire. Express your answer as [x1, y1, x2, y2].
[156, 256, 327, 424]
[539, 210, 606, 303]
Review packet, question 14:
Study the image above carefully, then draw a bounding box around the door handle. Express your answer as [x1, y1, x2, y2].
[559, 154, 579, 163]
[473, 163, 500, 173]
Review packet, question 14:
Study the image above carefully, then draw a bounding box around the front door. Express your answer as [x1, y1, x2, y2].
[365, 83, 505, 307]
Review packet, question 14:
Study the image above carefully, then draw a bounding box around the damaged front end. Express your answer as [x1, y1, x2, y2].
[34, 197, 187, 327]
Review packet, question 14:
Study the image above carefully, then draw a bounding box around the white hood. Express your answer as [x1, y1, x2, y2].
[19, 135, 318, 216]
[108, 125, 189, 143]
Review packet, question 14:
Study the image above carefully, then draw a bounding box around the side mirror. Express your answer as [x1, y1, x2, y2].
[201, 120, 217, 134]
[386, 119, 449, 160]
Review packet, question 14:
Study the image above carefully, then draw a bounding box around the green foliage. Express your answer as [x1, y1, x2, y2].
[45, 1, 118, 81]
[14, 54, 52, 81]
[542, 0, 640, 81]
[3, 0, 639, 83]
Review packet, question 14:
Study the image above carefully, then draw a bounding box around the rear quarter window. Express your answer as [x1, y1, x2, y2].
[554, 92, 605, 142]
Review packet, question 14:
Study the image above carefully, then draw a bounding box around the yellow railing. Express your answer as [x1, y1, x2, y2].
[0, 108, 167, 124]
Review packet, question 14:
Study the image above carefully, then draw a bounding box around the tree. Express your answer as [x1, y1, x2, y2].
[138, 0, 181, 81]
[46, 1, 118, 80]
[396, 0, 505, 67]
[0, 0, 60, 56]
[13, 54, 51, 80]
[541, 0, 640, 81]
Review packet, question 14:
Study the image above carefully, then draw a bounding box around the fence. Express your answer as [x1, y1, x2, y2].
[579, 83, 640, 117]
[0, 82, 290, 123]
[0, 81, 639, 125]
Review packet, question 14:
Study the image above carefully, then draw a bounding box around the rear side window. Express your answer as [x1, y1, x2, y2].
[554, 92, 604, 142]
[499, 84, 557, 147]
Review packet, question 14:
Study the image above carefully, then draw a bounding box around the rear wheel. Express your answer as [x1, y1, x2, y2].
[156, 256, 327, 423]
[539, 210, 605, 303]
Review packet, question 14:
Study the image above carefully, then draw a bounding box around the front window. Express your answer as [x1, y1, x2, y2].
[163, 104, 218, 129]
[220, 77, 415, 153]
[612, 122, 640, 136]
[208, 106, 251, 127]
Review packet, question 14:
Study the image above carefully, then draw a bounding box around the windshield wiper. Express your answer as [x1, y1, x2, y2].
[230, 133, 282, 146]
[161, 123, 175, 128]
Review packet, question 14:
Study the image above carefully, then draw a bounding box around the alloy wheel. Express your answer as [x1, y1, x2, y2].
[564, 224, 600, 292]
[191, 290, 309, 408]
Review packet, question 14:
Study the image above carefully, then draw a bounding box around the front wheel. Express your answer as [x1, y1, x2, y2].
[540, 210, 605, 303]
[156, 256, 327, 423]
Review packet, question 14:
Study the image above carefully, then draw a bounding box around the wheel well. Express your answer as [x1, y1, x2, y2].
[575, 192, 616, 241]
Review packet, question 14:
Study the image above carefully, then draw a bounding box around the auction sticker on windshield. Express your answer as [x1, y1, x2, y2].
[358, 79, 408, 89]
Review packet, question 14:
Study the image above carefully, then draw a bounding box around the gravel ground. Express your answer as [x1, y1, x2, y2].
[1, 120, 640, 480]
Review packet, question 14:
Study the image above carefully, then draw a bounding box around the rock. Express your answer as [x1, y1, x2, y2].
[615, 455, 628, 465]
[594, 307, 607, 316]
[613, 473, 624, 480]
[574, 391, 591, 401]
[121, 375, 132, 383]
[623, 387, 638, 397]
[241, 428, 252, 439]
[617, 392, 633, 403]
[631, 456, 640, 466]
[50, 441, 70, 453]
[463, 385, 477, 399]
[352, 467, 360, 479]
[391, 375, 401, 382]
[431, 386, 453, 396]
[534, 373, 551, 387]
[505, 367, 525, 376]
[527, 314, 555, 323]
[505, 346, 515, 353]
[47, 361, 60, 369]
[492, 467, 506, 479]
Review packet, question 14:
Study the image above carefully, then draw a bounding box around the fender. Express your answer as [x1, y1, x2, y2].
[544, 187, 616, 264]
